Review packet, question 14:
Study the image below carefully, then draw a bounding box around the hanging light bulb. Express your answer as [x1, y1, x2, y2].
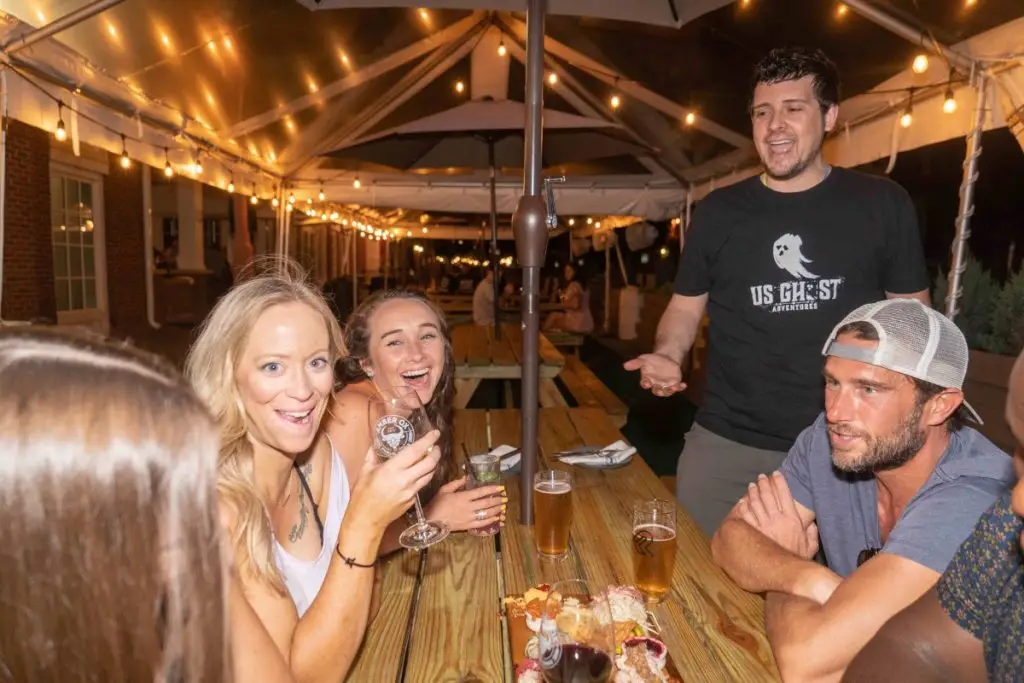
[272, 186, 280, 207]
[287, 192, 295, 204]
[684, 111, 697, 126]
[193, 153, 203, 176]
[119, 135, 131, 169]
[586, 217, 593, 225]
[306, 197, 313, 205]
[568, 218, 575, 226]
[163, 148, 174, 178]
[318, 185, 325, 201]
[610, 94, 621, 110]
[900, 106, 913, 128]
[943, 88, 957, 114]
[547, 72, 558, 86]
[54, 102, 67, 141]
[227, 176, 235, 193]
[912, 54, 929, 74]
[353, 176, 361, 189]
[455, 80, 465, 94]
[497, 39, 507, 57]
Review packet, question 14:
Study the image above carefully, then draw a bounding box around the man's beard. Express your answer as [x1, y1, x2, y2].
[763, 135, 824, 181]
[830, 402, 928, 475]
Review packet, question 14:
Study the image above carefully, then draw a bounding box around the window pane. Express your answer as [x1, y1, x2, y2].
[52, 223, 66, 245]
[83, 227, 93, 245]
[84, 279, 96, 309]
[64, 179, 80, 216]
[55, 279, 70, 311]
[69, 245, 83, 277]
[50, 175, 64, 216]
[53, 244, 68, 277]
[80, 182, 93, 213]
[70, 279, 83, 310]
[83, 246, 94, 277]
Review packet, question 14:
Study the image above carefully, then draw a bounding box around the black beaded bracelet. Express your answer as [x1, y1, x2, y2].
[336, 546, 377, 568]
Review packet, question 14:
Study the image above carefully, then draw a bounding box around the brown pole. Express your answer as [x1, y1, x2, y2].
[489, 138, 502, 337]
[512, 0, 548, 525]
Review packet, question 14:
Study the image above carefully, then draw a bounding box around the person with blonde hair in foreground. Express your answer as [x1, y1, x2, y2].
[0, 328, 291, 683]
[186, 258, 440, 683]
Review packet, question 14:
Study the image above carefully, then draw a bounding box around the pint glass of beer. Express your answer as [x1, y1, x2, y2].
[632, 500, 676, 603]
[533, 470, 573, 559]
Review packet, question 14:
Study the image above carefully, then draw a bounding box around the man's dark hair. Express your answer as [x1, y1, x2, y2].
[751, 47, 841, 113]
[835, 321, 966, 432]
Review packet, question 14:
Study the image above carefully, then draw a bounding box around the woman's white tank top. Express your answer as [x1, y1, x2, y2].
[272, 438, 351, 617]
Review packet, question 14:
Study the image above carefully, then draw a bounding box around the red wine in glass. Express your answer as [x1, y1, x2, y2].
[540, 644, 613, 683]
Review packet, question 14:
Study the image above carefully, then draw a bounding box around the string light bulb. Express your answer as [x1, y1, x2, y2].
[54, 102, 67, 141]
[835, 3, 848, 18]
[163, 148, 173, 178]
[900, 105, 913, 128]
[610, 94, 621, 110]
[547, 72, 558, 86]
[497, 39, 507, 57]
[455, 80, 465, 94]
[193, 153, 203, 176]
[318, 185, 325, 201]
[227, 176, 235, 193]
[353, 176, 361, 189]
[288, 192, 295, 204]
[272, 186, 280, 207]
[912, 54, 929, 74]
[250, 184, 258, 205]
[943, 88, 957, 114]
[119, 135, 131, 169]
[684, 111, 697, 126]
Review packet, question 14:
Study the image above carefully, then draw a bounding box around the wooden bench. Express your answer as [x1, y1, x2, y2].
[557, 355, 628, 428]
[544, 330, 585, 356]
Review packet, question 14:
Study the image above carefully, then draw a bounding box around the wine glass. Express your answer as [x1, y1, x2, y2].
[538, 580, 616, 683]
[366, 385, 450, 550]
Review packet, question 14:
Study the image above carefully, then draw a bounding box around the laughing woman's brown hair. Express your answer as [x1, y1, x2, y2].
[0, 329, 290, 683]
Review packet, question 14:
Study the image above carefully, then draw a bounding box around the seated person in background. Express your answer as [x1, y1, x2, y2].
[473, 269, 495, 325]
[843, 349, 1024, 683]
[543, 262, 594, 334]
[710, 298, 1015, 683]
[332, 289, 506, 549]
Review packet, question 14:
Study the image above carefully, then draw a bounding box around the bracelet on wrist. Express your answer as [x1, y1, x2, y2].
[335, 545, 377, 568]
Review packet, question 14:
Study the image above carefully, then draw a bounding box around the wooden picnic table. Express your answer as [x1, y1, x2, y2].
[347, 408, 779, 682]
[450, 323, 566, 409]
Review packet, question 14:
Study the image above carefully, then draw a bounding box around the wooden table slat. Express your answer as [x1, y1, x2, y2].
[467, 325, 492, 366]
[346, 551, 420, 682]
[404, 536, 505, 682]
[489, 327, 518, 367]
[449, 324, 473, 366]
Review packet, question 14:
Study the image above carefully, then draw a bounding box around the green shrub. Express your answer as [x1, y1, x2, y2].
[933, 255, 999, 351]
[981, 271, 1024, 356]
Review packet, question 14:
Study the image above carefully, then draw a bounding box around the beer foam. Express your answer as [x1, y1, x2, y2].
[534, 481, 571, 494]
[633, 523, 675, 540]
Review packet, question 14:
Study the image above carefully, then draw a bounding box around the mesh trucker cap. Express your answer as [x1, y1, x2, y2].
[821, 299, 982, 424]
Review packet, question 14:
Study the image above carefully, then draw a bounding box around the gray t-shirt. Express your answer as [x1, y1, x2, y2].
[779, 414, 1014, 578]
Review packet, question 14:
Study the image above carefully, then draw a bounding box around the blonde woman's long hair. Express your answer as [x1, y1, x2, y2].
[0, 328, 230, 683]
[185, 258, 346, 590]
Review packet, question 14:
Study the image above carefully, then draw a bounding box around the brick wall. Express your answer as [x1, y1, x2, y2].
[103, 156, 147, 329]
[2, 120, 54, 321]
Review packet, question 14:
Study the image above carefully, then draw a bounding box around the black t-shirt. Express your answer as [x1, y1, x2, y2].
[674, 167, 929, 451]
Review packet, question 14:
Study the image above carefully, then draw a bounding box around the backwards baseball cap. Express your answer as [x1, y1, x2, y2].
[821, 298, 982, 424]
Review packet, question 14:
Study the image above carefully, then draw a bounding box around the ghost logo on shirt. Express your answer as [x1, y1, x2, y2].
[750, 233, 845, 313]
[773, 233, 819, 280]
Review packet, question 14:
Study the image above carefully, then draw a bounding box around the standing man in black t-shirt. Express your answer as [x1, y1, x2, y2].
[625, 47, 930, 536]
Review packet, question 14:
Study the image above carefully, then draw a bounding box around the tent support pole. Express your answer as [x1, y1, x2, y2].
[1, 0, 128, 54]
[946, 71, 988, 321]
[489, 139, 501, 336]
[512, 0, 548, 526]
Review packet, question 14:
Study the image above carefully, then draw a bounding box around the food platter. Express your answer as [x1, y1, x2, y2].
[504, 584, 682, 682]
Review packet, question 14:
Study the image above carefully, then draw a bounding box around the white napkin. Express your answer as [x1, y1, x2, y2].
[471, 444, 521, 472]
[559, 440, 636, 466]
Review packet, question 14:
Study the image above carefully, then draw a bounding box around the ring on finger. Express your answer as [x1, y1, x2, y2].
[474, 509, 486, 521]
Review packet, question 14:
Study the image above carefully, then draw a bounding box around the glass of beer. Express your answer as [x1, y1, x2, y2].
[631, 499, 676, 603]
[534, 470, 573, 560]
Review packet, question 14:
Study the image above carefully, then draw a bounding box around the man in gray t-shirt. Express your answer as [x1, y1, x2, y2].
[710, 299, 1015, 681]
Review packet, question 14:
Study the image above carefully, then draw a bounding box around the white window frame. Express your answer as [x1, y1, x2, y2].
[49, 162, 109, 331]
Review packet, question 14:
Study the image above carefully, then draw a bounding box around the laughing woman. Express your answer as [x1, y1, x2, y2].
[330, 289, 507, 551]
[186, 263, 442, 683]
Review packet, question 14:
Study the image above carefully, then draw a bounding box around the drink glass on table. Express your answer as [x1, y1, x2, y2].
[538, 579, 615, 683]
[367, 384, 449, 550]
[534, 470, 573, 560]
[467, 453, 502, 537]
[631, 499, 677, 604]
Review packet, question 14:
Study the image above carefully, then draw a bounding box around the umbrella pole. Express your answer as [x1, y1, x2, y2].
[946, 71, 988, 321]
[512, 0, 549, 526]
[489, 139, 501, 337]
